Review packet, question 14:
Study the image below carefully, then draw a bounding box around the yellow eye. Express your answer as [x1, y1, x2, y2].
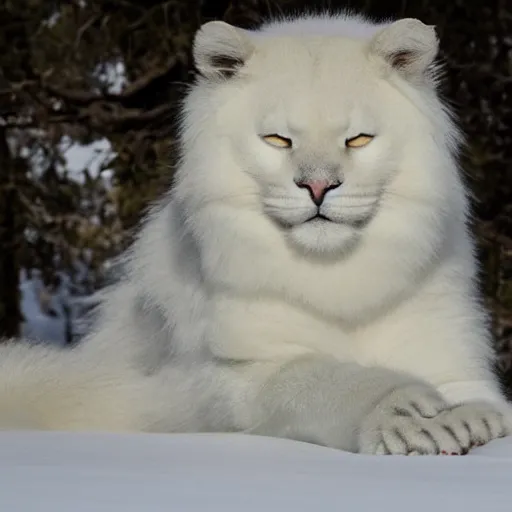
[262, 134, 293, 148]
[346, 134, 374, 148]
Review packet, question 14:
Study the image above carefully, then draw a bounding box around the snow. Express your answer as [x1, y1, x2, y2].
[58, 136, 115, 181]
[1, 431, 511, 511]
[19, 269, 67, 344]
[93, 60, 127, 95]
[20, 267, 94, 345]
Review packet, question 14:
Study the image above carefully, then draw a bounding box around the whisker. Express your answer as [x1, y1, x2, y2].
[326, 204, 376, 209]
[192, 192, 262, 213]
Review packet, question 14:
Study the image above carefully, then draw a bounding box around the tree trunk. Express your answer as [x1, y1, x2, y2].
[0, 128, 22, 339]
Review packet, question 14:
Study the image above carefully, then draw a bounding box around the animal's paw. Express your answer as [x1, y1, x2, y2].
[358, 384, 510, 455]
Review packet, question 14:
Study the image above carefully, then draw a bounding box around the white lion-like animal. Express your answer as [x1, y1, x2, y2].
[1, 12, 511, 455]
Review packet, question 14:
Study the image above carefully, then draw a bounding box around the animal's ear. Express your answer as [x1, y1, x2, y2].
[368, 19, 439, 83]
[193, 21, 254, 80]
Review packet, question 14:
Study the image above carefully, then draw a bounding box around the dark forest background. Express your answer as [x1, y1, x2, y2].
[1, 0, 511, 391]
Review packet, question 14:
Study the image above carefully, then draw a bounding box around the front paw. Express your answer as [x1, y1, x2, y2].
[358, 384, 510, 455]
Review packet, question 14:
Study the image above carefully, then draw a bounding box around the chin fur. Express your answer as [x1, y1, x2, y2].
[287, 220, 360, 255]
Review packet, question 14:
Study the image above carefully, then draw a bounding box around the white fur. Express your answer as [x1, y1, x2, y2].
[0, 12, 510, 454]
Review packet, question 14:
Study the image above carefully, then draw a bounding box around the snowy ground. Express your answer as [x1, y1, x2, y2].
[1, 432, 511, 511]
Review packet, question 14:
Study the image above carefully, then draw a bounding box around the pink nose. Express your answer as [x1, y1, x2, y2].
[296, 179, 342, 206]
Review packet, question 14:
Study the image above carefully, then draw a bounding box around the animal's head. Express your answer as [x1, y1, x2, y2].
[179, 14, 460, 257]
